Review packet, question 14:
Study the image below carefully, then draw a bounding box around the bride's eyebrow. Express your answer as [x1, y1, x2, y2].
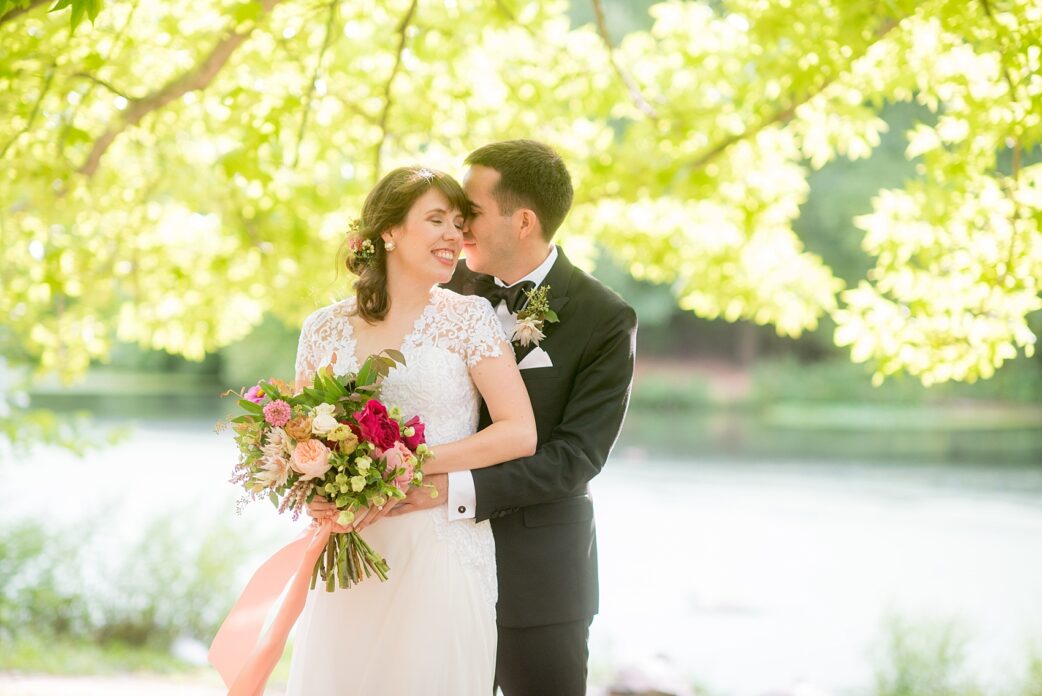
[424, 207, 449, 215]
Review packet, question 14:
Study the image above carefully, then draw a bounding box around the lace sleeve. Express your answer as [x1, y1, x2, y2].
[294, 309, 322, 388]
[463, 295, 510, 367]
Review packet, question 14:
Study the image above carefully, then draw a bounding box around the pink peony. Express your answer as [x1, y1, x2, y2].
[290, 439, 332, 481]
[263, 399, 292, 427]
[245, 385, 265, 404]
[381, 440, 416, 492]
[353, 399, 401, 450]
[402, 415, 426, 451]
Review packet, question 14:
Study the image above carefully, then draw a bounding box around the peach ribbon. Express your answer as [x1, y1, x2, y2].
[209, 519, 332, 696]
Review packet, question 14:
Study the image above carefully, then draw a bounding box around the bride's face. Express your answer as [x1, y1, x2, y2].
[383, 188, 464, 286]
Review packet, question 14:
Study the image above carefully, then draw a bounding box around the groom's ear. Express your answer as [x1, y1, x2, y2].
[515, 208, 541, 240]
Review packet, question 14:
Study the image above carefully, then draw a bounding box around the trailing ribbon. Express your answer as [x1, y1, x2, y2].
[209, 519, 332, 696]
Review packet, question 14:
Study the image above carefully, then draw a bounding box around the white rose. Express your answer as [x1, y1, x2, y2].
[512, 318, 545, 347]
[314, 403, 336, 417]
[310, 412, 339, 435]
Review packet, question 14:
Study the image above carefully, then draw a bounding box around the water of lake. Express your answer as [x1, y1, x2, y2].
[2, 420, 1041, 696]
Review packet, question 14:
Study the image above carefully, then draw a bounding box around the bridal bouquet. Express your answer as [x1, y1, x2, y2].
[218, 351, 432, 591]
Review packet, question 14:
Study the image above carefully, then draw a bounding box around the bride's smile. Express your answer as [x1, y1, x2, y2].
[382, 187, 465, 286]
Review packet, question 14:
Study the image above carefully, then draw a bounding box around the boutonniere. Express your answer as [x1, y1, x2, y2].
[512, 285, 560, 347]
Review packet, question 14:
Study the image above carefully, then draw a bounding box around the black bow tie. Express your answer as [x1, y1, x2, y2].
[476, 277, 536, 314]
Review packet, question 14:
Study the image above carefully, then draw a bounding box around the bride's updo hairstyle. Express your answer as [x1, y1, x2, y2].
[344, 166, 470, 324]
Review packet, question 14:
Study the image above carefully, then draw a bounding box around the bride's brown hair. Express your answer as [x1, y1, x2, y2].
[342, 166, 470, 324]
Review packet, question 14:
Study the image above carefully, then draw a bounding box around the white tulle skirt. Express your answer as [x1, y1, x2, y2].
[285, 509, 497, 695]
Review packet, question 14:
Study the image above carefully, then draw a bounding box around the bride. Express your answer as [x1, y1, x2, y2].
[285, 166, 536, 694]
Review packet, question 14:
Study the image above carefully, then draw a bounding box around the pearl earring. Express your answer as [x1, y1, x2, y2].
[384, 239, 396, 252]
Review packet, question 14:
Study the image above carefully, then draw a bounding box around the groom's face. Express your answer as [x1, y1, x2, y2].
[461, 165, 517, 278]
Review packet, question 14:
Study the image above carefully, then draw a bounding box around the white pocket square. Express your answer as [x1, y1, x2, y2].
[517, 346, 553, 370]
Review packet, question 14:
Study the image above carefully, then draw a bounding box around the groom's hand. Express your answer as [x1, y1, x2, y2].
[387, 473, 447, 516]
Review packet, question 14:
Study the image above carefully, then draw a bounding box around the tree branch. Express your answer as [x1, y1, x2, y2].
[591, 0, 658, 119]
[57, 0, 141, 158]
[329, 93, 379, 124]
[0, 63, 55, 161]
[293, 0, 338, 168]
[0, 0, 48, 27]
[979, 0, 1028, 284]
[71, 72, 136, 100]
[978, 0, 1027, 180]
[371, 0, 418, 182]
[78, 0, 285, 176]
[979, 0, 1022, 105]
[686, 16, 901, 172]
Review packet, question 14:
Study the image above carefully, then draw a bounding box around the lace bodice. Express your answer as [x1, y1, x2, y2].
[293, 286, 507, 607]
[295, 286, 506, 443]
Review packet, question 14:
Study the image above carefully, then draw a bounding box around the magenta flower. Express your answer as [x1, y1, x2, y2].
[353, 399, 401, 450]
[263, 399, 292, 427]
[245, 385, 265, 404]
[402, 415, 426, 451]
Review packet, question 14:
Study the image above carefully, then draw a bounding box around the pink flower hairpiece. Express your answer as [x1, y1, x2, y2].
[347, 218, 377, 267]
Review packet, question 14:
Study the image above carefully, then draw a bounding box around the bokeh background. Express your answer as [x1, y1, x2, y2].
[2, 0, 1041, 694]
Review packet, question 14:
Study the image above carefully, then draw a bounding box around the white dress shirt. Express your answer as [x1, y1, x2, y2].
[447, 245, 559, 521]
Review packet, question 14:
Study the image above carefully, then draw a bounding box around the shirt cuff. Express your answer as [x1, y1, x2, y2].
[447, 470, 477, 521]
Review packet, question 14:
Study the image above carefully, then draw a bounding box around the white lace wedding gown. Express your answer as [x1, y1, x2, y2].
[285, 286, 504, 696]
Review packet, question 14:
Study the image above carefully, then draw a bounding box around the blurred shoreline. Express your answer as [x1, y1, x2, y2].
[22, 356, 1042, 466]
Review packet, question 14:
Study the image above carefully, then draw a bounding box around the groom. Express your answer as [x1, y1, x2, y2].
[392, 139, 638, 694]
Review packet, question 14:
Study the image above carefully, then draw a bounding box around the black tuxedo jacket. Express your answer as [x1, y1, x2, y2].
[443, 247, 637, 627]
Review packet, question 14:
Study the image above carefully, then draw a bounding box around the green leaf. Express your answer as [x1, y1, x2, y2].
[64, 126, 92, 146]
[259, 382, 282, 400]
[268, 492, 278, 507]
[48, 0, 72, 11]
[543, 310, 560, 323]
[356, 357, 376, 388]
[68, 0, 86, 30]
[383, 349, 405, 365]
[230, 0, 262, 25]
[237, 398, 263, 415]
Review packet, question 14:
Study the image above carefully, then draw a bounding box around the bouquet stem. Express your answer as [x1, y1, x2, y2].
[311, 531, 389, 590]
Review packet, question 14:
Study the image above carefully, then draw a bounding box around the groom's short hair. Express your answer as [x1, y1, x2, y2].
[465, 139, 574, 241]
